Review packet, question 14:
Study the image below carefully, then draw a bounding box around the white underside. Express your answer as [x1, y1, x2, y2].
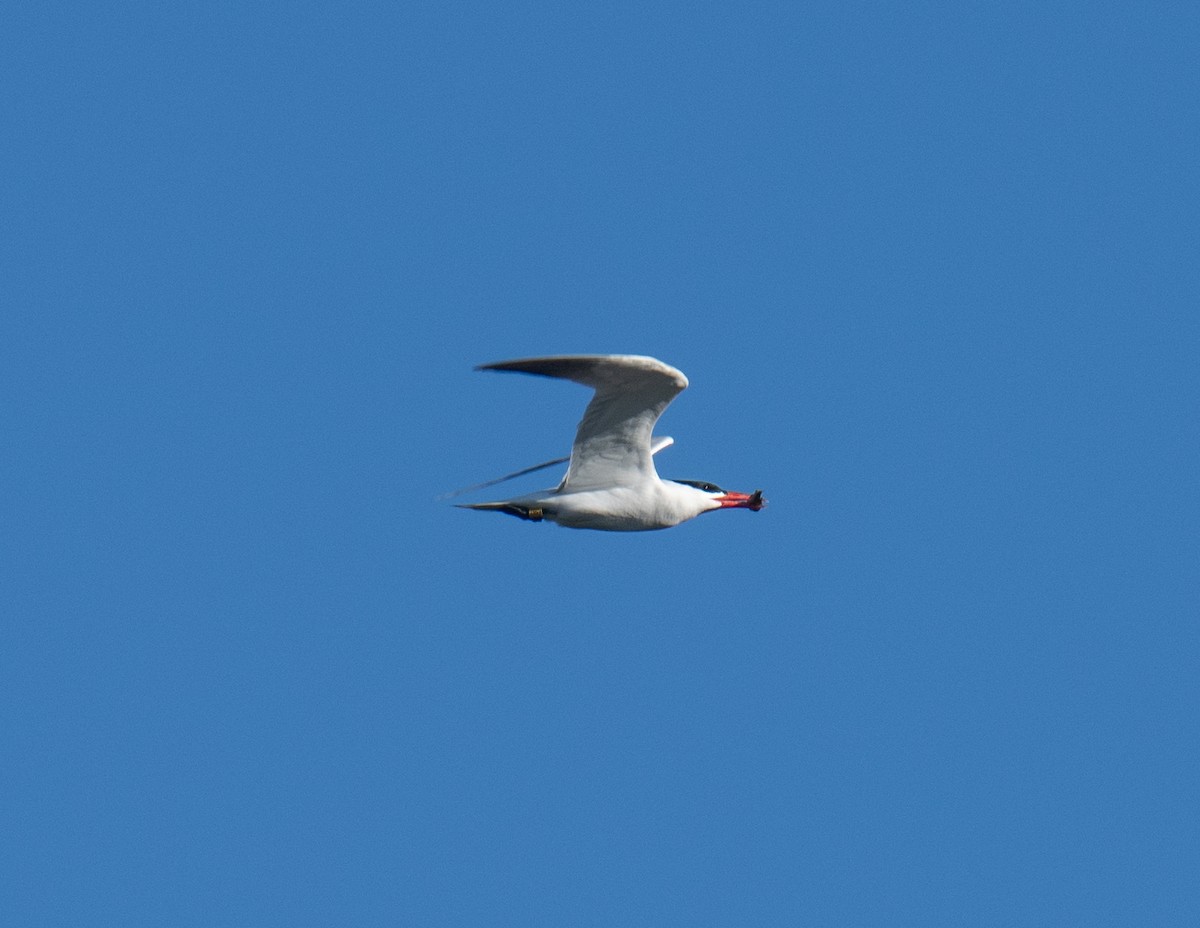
[510, 480, 719, 532]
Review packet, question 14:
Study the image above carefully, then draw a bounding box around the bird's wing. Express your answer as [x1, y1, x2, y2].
[476, 355, 688, 490]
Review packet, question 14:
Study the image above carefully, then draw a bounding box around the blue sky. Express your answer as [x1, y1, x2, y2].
[4, 1, 1198, 925]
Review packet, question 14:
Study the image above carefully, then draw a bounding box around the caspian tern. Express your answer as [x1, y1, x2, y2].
[457, 354, 765, 532]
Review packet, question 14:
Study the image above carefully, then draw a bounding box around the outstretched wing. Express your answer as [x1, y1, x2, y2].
[476, 355, 688, 490]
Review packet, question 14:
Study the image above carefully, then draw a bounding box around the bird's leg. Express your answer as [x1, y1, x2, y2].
[499, 503, 544, 522]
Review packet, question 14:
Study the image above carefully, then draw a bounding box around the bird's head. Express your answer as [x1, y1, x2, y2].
[671, 480, 766, 513]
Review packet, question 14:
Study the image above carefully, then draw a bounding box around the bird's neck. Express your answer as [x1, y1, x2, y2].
[656, 479, 719, 522]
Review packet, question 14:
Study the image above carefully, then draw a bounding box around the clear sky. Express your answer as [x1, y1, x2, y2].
[4, 1, 1198, 925]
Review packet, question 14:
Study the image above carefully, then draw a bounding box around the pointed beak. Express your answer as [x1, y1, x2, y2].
[716, 489, 766, 511]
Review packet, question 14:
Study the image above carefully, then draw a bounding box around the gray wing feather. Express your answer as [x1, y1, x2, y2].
[476, 355, 688, 490]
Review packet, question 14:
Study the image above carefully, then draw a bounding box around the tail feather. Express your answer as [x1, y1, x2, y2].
[456, 502, 545, 522]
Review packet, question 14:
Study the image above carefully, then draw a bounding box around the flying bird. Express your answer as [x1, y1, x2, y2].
[457, 354, 765, 531]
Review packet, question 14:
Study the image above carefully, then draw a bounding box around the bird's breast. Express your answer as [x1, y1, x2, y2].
[547, 485, 681, 531]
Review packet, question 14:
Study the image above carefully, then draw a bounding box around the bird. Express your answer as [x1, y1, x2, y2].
[456, 354, 765, 532]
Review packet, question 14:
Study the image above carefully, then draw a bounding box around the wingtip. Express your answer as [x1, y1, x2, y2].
[471, 355, 688, 390]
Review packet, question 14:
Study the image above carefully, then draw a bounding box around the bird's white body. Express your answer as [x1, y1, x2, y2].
[458, 354, 764, 532]
[500, 480, 724, 532]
